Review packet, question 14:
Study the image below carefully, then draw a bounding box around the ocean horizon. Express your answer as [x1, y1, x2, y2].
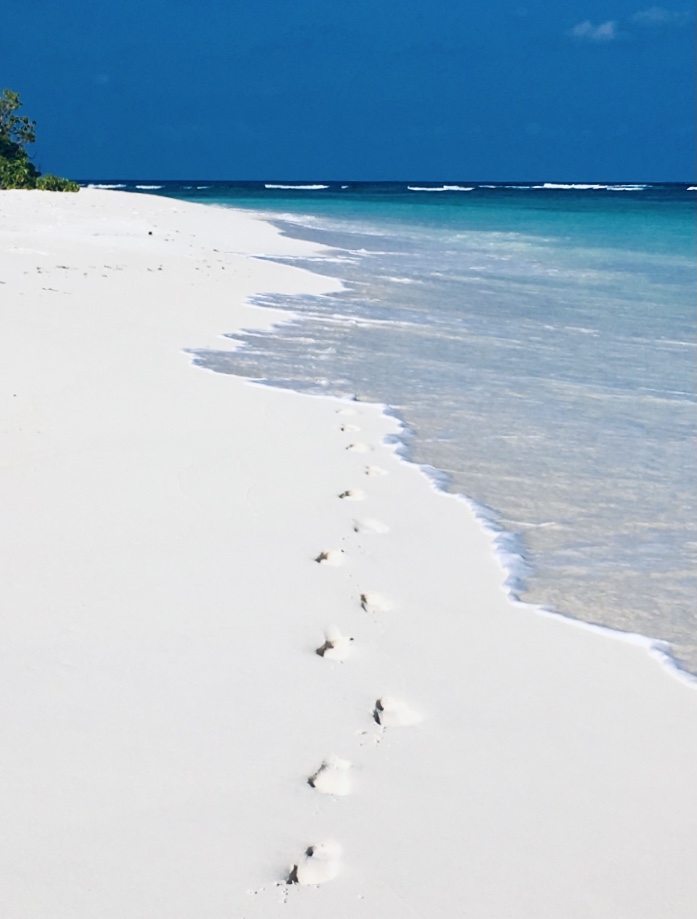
[90, 180, 696, 674]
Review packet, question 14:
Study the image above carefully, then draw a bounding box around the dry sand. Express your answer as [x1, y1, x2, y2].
[1, 188, 696, 918]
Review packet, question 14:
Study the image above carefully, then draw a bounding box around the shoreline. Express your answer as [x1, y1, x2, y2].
[188, 230, 697, 681]
[189, 196, 696, 677]
[269, 384, 697, 689]
[1, 188, 696, 917]
[408, 449, 697, 688]
[229, 376, 697, 688]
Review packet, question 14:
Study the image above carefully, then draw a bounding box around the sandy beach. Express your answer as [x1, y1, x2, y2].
[1, 188, 696, 918]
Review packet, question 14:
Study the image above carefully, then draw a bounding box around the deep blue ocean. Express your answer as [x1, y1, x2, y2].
[89, 181, 696, 673]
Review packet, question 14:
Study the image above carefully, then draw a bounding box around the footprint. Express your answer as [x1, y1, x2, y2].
[316, 629, 353, 661]
[373, 695, 422, 727]
[338, 488, 366, 501]
[360, 592, 393, 614]
[336, 407, 357, 417]
[365, 465, 388, 476]
[288, 841, 342, 885]
[346, 443, 370, 453]
[314, 549, 345, 566]
[340, 424, 361, 433]
[308, 756, 352, 795]
[353, 518, 389, 534]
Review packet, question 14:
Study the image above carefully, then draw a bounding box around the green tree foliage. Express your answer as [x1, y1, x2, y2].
[36, 173, 79, 191]
[0, 89, 78, 191]
[0, 89, 36, 153]
[0, 89, 38, 187]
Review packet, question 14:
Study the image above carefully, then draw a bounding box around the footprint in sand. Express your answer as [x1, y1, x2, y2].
[365, 465, 388, 476]
[360, 592, 393, 614]
[314, 549, 345, 566]
[346, 442, 370, 453]
[340, 424, 361, 433]
[353, 518, 389, 534]
[308, 756, 352, 795]
[336, 407, 357, 417]
[288, 841, 342, 885]
[315, 629, 354, 661]
[338, 488, 366, 501]
[373, 695, 422, 727]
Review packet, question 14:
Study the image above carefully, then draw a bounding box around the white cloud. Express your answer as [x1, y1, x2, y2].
[631, 7, 689, 26]
[568, 7, 691, 44]
[570, 20, 618, 41]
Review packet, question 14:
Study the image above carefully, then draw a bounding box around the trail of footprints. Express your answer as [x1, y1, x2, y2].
[286, 406, 422, 888]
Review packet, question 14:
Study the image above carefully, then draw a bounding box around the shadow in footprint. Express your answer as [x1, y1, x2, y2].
[353, 518, 389, 534]
[360, 592, 393, 614]
[338, 488, 366, 501]
[374, 695, 422, 727]
[316, 629, 354, 661]
[308, 756, 352, 795]
[314, 549, 345, 566]
[287, 842, 342, 886]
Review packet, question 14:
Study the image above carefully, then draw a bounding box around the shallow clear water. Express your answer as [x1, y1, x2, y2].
[117, 182, 696, 673]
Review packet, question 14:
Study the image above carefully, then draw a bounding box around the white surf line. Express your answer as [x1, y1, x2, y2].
[265, 184, 330, 191]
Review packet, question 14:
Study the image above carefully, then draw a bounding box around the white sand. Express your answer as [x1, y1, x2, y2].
[1, 188, 696, 918]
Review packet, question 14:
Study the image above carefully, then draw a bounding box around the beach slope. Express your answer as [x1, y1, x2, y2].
[1, 189, 696, 918]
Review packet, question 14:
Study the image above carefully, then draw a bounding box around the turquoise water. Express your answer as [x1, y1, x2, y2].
[109, 182, 696, 673]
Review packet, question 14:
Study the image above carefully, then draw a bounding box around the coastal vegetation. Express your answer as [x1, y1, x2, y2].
[0, 89, 78, 191]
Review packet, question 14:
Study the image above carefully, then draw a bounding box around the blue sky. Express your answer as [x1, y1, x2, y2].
[2, 1, 694, 180]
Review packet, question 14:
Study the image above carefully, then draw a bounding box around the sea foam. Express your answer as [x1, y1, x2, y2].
[265, 184, 330, 190]
[180, 181, 697, 677]
[407, 185, 474, 191]
[535, 183, 608, 190]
